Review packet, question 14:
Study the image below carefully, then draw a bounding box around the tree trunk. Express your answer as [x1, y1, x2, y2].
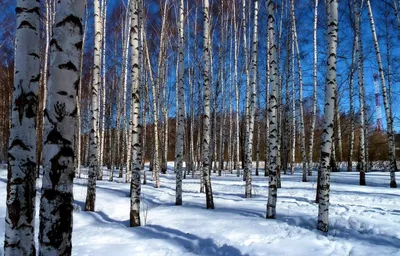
[202, 0, 214, 209]
[241, 0, 250, 179]
[76, 4, 89, 178]
[308, 0, 319, 177]
[366, 0, 397, 188]
[85, 0, 102, 211]
[38, 1, 84, 253]
[176, 0, 185, 206]
[129, 0, 141, 227]
[354, 2, 366, 184]
[290, 0, 306, 181]
[233, 0, 240, 175]
[266, 0, 279, 219]
[98, 0, 108, 180]
[244, 0, 258, 198]
[151, 0, 169, 188]
[347, 36, 356, 173]
[4, 0, 40, 254]
[317, 0, 338, 233]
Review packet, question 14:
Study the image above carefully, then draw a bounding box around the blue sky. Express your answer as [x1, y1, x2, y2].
[1, 0, 399, 132]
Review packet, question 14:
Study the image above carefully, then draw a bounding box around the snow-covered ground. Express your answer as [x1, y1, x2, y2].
[1, 164, 400, 255]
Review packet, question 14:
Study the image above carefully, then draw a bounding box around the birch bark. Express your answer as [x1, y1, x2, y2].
[39, 0, 84, 253]
[202, 0, 214, 209]
[4, 0, 40, 254]
[176, 0, 185, 206]
[266, 0, 279, 219]
[366, 0, 397, 188]
[317, 0, 338, 232]
[85, 0, 102, 211]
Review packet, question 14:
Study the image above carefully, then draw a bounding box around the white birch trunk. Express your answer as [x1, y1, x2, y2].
[266, 0, 279, 219]
[76, 4, 89, 179]
[202, 0, 214, 209]
[151, 0, 169, 188]
[176, 0, 185, 206]
[355, 1, 367, 178]
[366, 0, 397, 188]
[98, 0, 108, 179]
[290, 0, 306, 181]
[38, 0, 84, 253]
[317, 0, 338, 232]
[129, 0, 141, 227]
[85, 0, 102, 211]
[4, 0, 40, 254]
[392, 0, 400, 34]
[335, 93, 342, 162]
[348, 38, 356, 172]
[264, 22, 270, 177]
[242, 0, 250, 180]
[117, 3, 131, 176]
[244, 0, 259, 198]
[308, 0, 318, 177]
[233, 1, 240, 175]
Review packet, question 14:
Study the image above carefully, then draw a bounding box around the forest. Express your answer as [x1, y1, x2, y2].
[1, 0, 400, 255]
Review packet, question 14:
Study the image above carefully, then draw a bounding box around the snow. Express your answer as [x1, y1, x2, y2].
[1, 164, 400, 255]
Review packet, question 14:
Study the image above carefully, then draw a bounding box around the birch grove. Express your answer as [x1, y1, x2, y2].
[2, 0, 400, 251]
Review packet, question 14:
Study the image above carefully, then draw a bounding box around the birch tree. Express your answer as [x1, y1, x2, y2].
[354, 1, 366, 184]
[233, 0, 240, 174]
[348, 37, 356, 173]
[266, 0, 279, 219]
[98, 0, 108, 179]
[38, 0, 84, 253]
[76, 3, 89, 178]
[151, 0, 169, 188]
[243, 0, 258, 198]
[308, 0, 318, 177]
[85, 0, 102, 211]
[176, 0, 185, 206]
[317, 0, 338, 232]
[289, 0, 306, 181]
[37, 0, 53, 176]
[129, 0, 141, 227]
[202, 0, 214, 209]
[4, 0, 40, 254]
[242, 0, 250, 179]
[116, 3, 131, 177]
[366, 0, 397, 188]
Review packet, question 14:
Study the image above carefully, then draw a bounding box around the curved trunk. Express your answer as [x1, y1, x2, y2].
[366, 0, 397, 188]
